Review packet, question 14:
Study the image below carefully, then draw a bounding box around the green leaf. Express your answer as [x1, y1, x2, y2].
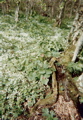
[50, 110, 55, 117]
[39, 70, 46, 74]
[42, 108, 49, 117]
[46, 69, 52, 75]
[40, 75, 49, 85]
[43, 61, 49, 68]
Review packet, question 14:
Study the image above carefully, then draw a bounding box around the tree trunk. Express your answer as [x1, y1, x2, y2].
[1, 2, 6, 14]
[56, 0, 66, 27]
[29, 49, 82, 119]
[25, 0, 29, 21]
[68, 0, 83, 43]
[15, 3, 20, 22]
[72, 34, 83, 62]
[5, 0, 9, 13]
[69, 0, 75, 18]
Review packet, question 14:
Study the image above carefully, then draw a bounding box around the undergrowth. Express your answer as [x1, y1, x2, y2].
[0, 14, 74, 119]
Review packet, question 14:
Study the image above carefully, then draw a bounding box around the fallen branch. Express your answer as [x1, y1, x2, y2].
[30, 58, 58, 114]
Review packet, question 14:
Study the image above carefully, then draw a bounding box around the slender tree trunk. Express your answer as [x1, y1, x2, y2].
[1, 0, 9, 14]
[67, 0, 83, 63]
[25, 7, 28, 21]
[68, 0, 83, 43]
[69, 0, 75, 18]
[72, 34, 83, 62]
[5, 0, 9, 13]
[1, 3, 6, 14]
[51, 0, 57, 18]
[25, 0, 29, 21]
[56, 0, 66, 27]
[15, 3, 20, 22]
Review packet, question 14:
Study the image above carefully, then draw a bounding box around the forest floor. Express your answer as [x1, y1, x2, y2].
[0, 14, 83, 120]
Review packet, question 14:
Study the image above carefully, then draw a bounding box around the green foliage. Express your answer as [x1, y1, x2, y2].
[60, 18, 73, 29]
[67, 62, 83, 75]
[0, 14, 69, 119]
[0, 0, 5, 3]
[78, 49, 83, 62]
[42, 108, 58, 120]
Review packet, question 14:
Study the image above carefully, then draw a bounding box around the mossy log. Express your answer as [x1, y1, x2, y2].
[29, 43, 82, 120]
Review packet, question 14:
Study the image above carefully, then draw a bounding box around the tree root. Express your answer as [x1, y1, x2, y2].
[30, 58, 58, 114]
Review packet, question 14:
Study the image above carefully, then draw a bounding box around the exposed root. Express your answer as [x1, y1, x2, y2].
[30, 55, 81, 119]
[30, 58, 58, 114]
